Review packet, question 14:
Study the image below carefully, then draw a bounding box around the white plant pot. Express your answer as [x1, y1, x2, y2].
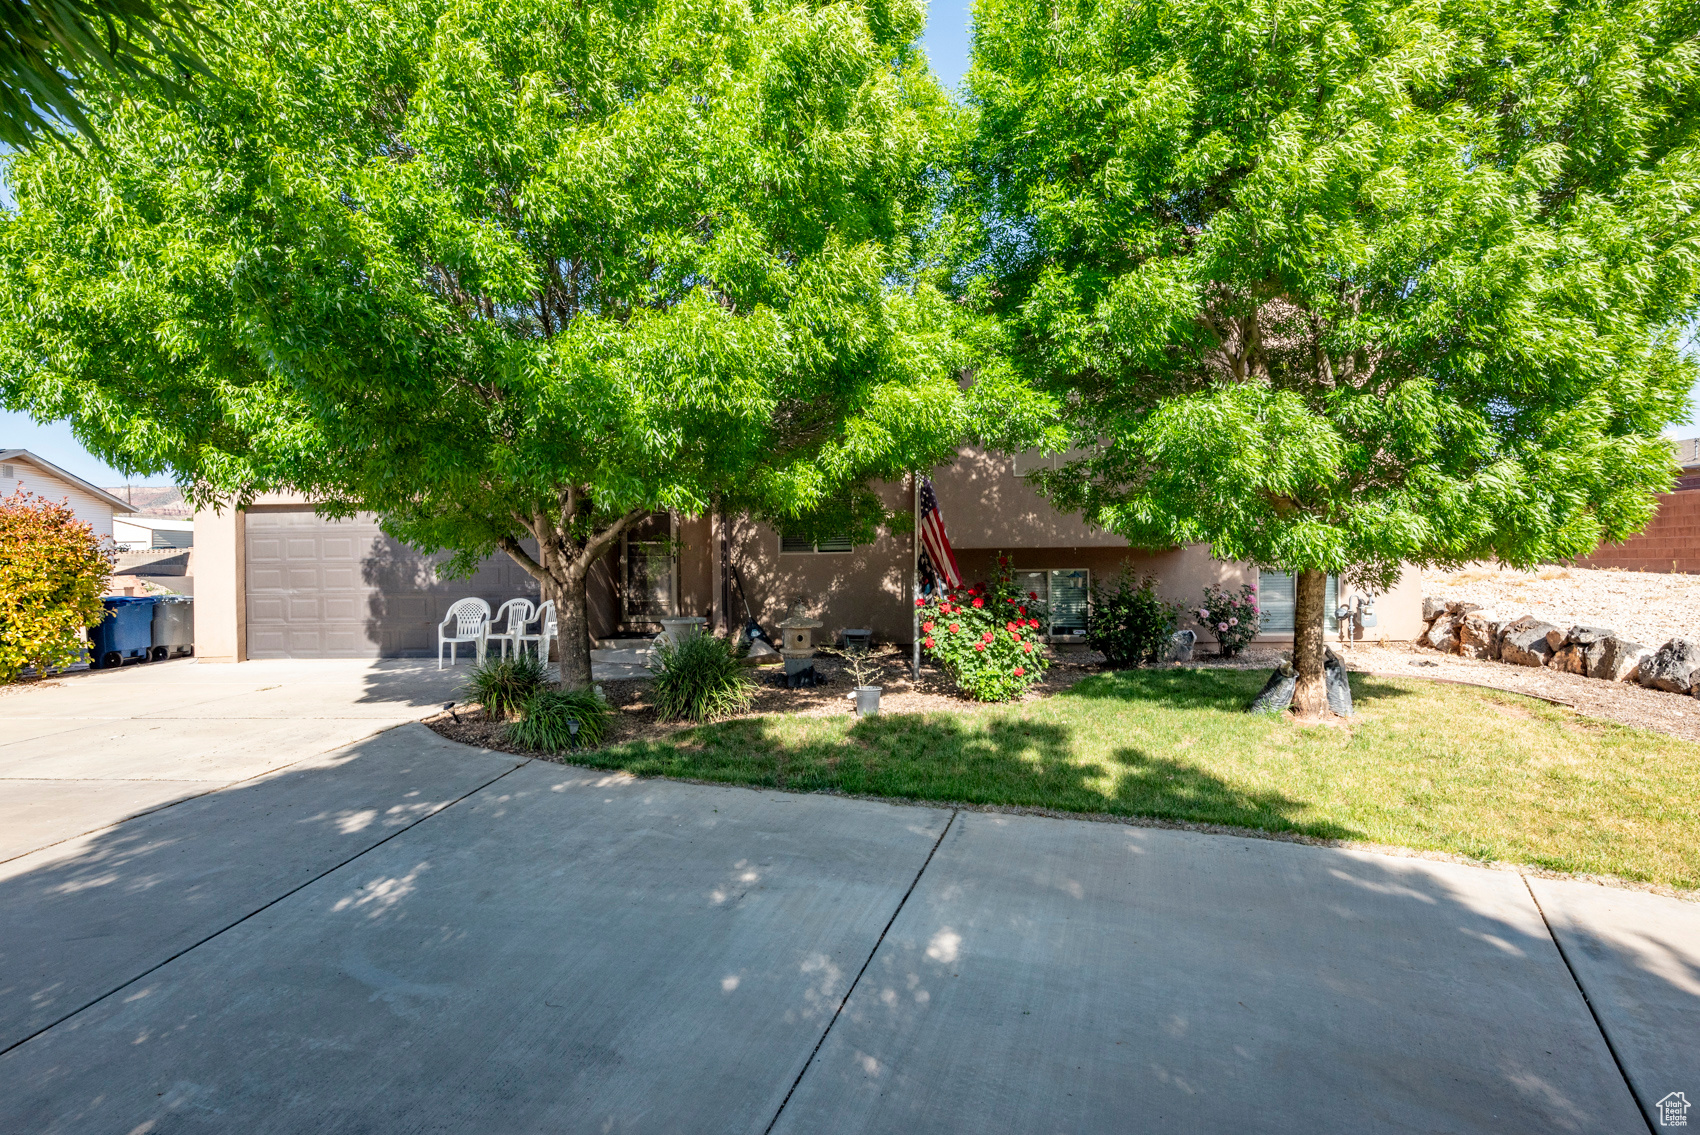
[852, 686, 882, 716]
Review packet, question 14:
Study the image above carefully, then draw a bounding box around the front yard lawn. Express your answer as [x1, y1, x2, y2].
[571, 669, 1700, 891]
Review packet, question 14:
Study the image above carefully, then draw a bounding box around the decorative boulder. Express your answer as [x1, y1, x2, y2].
[1500, 618, 1561, 667]
[1458, 611, 1501, 660]
[1422, 597, 1445, 622]
[1444, 600, 1482, 617]
[1421, 613, 1460, 652]
[1636, 639, 1700, 694]
[1593, 637, 1650, 683]
[1550, 626, 1616, 677]
[1166, 629, 1197, 663]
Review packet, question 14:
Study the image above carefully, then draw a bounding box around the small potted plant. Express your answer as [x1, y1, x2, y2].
[833, 646, 884, 716]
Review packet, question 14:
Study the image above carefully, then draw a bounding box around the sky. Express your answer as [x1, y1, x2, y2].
[2, 0, 1695, 485]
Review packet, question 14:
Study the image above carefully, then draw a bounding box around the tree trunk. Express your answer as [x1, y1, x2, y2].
[1291, 568, 1329, 719]
[496, 505, 639, 693]
[555, 571, 594, 690]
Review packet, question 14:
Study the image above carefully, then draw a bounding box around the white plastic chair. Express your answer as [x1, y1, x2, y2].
[437, 598, 491, 669]
[518, 600, 556, 664]
[487, 598, 536, 660]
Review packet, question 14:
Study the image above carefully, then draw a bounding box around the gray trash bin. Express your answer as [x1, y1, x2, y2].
[150, 595, 194, 660]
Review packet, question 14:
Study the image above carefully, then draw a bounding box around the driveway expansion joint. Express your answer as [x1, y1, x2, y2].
[1522, 873, 1658, 1135]
[0, 756, 530, 1058]
[762, 807, 958, 1135]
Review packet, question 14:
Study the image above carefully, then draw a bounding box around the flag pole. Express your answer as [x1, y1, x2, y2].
[912, 471, 921, 680]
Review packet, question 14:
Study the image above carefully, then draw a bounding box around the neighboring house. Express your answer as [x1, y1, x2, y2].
[192, 452, 1425, 662]
[113, 516, 194, 551]
[0, 448, 133, 539]
[1575, 436, 1700, 573]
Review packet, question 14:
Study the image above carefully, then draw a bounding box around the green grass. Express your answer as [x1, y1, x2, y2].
[573, 669, 1700, 890]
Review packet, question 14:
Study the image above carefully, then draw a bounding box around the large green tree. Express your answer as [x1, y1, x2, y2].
[0, 0, 215, 148]
[0, 0, 983, 685]
[956, 0, 1700, 714]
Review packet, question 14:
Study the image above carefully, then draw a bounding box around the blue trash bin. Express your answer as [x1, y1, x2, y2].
[88, 597, 157, 669]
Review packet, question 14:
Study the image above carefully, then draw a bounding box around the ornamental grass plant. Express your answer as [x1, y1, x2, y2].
[506, 688, 612, 752]
[651, 633, 755, 723]
[463, 653, 549, 720]
[920, 556, 1050, 701]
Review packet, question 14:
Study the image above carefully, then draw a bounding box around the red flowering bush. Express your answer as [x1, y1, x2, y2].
[919, 555, 1050, 701]
[0, 491, 113, 683]
[1193, 582, 1260, 657]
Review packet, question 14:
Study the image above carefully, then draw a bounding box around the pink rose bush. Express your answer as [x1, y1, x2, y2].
[919, 555, 1051, 700]
[1195, 583, 1261, 657]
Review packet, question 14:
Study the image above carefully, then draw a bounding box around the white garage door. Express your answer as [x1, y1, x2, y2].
[245, 509, 539, 658]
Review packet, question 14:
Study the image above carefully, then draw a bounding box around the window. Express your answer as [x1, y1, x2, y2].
[1256, 572, 1337, 633]
[779, 531, 853, 554]
[1015, 569, 1091, 638]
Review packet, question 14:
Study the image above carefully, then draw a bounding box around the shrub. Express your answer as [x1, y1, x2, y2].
[651, 633, 754, 722]
[463, 653, 549, 720]
[1087, 570, 1179, 667]
[920, 554, 1050, 701]
[506, 687, 612, 752]
[1194, 583, 1261, 657]
[0, 491, 113, 683]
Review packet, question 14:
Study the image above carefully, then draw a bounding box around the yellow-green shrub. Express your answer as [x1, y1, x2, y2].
[0, 491, 113, 682]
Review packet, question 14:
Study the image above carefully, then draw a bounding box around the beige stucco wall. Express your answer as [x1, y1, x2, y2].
[725, 479, 916, 645]
[928, 448, 1128, 549]
[192, 506, 245, 663]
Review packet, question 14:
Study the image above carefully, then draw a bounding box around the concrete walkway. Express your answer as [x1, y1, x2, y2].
[0, 663, 1694, 1133]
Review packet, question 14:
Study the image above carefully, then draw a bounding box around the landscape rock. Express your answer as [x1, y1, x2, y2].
[1549, 626, 1616, 677]
[1457, 611, 1501, 660]
[1500, 619, 1561, 668]
[1593, 637, 1650, 683]
[1165, 629, 1197, 663]
[1420, 613, 1461, 652]
[1636, 639, 1700, 694]
[1444, 600, 1482, 617]
[1422, 597, 1445, 623]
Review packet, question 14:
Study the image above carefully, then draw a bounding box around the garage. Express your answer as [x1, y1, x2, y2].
[244, 508, 539, 659]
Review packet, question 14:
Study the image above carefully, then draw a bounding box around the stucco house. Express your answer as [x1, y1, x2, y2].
[1, 448, 133, 539]
[192, 450, 1424, 663]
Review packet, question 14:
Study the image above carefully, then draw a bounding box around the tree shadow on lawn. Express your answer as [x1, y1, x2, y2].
[1057, 665, 1416, 712]
[583, 704, 1361, 843]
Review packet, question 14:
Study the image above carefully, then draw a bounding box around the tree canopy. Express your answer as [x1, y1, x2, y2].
[0, 0, 990, 684]
[0, 0, 216, 148]
[954, 0, 1700, 711]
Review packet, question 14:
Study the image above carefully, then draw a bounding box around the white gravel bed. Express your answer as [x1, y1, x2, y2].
[1425, 564, 1700, 648]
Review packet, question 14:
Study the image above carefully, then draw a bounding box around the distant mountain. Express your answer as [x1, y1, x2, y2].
[103, 486, 191, 517]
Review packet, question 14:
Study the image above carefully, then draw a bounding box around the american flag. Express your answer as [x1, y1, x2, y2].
[918, 477, 963, 589]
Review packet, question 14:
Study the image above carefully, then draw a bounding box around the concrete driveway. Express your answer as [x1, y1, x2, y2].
[1, 662, 1694, 1133]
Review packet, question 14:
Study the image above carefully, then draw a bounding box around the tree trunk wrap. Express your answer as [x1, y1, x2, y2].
[1291, 568, 1329, 718]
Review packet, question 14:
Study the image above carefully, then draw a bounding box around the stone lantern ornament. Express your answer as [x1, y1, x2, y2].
[776, 604, 822, 688]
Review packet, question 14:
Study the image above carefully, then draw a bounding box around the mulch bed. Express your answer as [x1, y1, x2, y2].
[423, 645, 1107, 757]
[423, 638, 1700, 756]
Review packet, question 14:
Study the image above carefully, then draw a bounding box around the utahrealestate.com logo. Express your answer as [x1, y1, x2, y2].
[1659, 1092, 1691, 1127]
